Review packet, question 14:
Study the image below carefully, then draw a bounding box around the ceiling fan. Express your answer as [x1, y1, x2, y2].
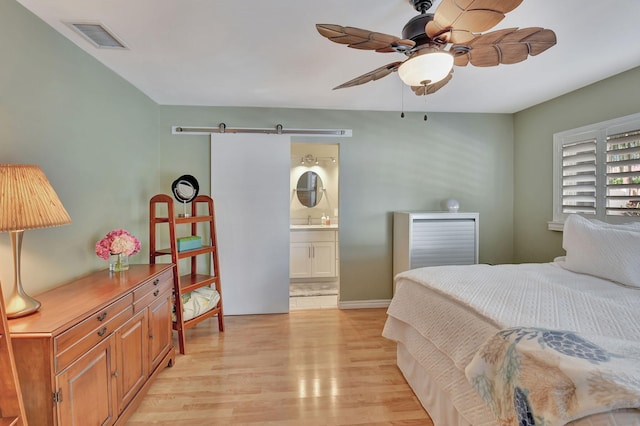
[316, 0, 557, 96]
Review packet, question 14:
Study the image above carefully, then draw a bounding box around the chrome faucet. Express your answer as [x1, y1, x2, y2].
[307, 215, 312, 225]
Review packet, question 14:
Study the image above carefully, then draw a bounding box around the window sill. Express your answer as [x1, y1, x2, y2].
[547, 221, 564, 232]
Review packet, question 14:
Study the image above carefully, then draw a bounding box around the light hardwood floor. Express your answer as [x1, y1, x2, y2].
[127, 308, 433, 425]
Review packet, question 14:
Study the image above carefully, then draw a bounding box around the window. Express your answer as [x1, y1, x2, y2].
[551, 112, 640, 230]
[606, 129, 640, 216]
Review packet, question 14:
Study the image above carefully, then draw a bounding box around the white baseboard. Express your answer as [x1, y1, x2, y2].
[338, 299, 391, 309]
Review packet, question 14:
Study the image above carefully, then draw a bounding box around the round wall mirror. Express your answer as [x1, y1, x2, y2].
[296, 171, 323, 208]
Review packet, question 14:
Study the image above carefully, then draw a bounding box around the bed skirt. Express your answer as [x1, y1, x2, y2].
[397, 342, 471, 426]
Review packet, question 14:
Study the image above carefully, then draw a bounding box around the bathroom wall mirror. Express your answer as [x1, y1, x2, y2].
[296, 171, 323, 208]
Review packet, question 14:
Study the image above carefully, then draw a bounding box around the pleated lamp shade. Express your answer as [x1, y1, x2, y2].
[0, 164, 71, 232]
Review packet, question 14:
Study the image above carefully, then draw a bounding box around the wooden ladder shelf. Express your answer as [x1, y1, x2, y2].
[0, 288, 27, 425]
[149, 194, 224, 354]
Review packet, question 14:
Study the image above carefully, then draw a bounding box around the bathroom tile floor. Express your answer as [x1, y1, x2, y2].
[289, 295, 338, 310]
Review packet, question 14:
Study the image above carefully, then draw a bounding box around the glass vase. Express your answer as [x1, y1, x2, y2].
[109, 253, 129, 272]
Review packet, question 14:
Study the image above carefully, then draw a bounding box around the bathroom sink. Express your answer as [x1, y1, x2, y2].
[290, 224, 338, 230]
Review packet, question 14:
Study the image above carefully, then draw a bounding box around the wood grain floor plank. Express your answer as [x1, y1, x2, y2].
[127, 308, 433, 425]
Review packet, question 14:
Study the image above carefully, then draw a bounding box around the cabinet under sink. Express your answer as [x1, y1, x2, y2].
[289, 229, 338, 278]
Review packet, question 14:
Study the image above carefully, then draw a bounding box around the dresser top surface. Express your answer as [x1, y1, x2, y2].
[7, 264, 173, 336]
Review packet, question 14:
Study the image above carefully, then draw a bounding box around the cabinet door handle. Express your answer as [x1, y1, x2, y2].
[97, 327, 108, 337]
[113, 371, 119, 378]
[97, 312, 107, 321]
[153, 289, 160, 297]
[308, 247, 311, 258]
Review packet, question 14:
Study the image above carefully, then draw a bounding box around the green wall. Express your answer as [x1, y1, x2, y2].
[0, 0, 160, 296]
[158, 107, 515, 301]
[513, 66, 640, 262]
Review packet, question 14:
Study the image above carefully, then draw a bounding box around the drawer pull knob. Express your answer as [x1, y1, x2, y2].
[97, 312, 107, 321]
[97, 327, 108, 337]
[153, 289, 160, 297]
[113, 371, 119, 378]
[153, 279, 160, 286]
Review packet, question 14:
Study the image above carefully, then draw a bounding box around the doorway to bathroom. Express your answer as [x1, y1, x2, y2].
[289, 142, 340, 310]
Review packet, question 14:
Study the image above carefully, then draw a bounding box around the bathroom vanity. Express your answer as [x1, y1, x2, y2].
[289, 225, 339, 279]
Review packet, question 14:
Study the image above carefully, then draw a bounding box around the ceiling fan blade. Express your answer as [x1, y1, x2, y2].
[316, 24, 415, 52]
[426, 0, 523, 43]
[453, 27, 556, 67]
[333, 62, 403, 90]
[411, 70, 454, 96]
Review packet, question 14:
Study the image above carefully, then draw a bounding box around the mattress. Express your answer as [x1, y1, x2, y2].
[382, 261, 640, 425]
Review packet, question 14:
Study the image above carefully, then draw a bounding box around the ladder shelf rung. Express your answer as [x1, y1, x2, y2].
[178, 273, 218, 294]
[173, 306, 221, 331]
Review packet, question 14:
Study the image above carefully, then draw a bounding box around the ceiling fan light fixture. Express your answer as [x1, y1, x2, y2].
[398, 51, 453, 87]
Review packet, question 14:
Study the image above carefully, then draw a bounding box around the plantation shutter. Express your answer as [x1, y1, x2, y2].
[606, 129, 640, 216]
[561, 138, 597, 215]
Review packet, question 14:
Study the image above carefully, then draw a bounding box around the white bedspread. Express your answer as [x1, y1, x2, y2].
[393, 261, 640, 338]
[383, 261, 640, 425]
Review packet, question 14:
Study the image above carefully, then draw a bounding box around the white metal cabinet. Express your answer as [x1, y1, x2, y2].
[393, 212, 479, 277]
[290, 230, 337, 278]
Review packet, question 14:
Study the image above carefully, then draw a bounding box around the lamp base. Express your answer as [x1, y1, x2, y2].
[5, 291, 41, 318]
[5, 230, 42, 318]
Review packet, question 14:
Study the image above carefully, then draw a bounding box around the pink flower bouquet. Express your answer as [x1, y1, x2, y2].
[95, 229, 141, 260]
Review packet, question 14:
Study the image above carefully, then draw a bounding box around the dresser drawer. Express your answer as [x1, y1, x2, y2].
[134, 279, 172, 314]
[133, 269, 173, 303]
[54, 295, 133, 372]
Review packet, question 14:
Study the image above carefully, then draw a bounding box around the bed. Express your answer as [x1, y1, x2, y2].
[382, 214, 640, 425]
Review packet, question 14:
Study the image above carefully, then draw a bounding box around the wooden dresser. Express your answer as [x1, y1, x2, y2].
[7, 264, 175, 426]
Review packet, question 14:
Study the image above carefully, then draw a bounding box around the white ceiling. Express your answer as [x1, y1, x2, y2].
[16, 0, 640, 113]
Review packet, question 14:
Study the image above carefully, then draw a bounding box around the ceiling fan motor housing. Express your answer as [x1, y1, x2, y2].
[402, 13, 436, 48]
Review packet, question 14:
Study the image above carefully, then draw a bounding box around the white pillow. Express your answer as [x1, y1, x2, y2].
[563, 214, 640, 287]
[589, 218, 640, 231]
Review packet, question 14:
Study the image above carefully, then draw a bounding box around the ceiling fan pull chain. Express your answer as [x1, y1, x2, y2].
[400, 84, 405, 118]
[423, 84, 428, 122]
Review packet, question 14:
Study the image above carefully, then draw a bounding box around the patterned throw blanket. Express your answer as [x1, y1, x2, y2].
[465, 327, 640, 426]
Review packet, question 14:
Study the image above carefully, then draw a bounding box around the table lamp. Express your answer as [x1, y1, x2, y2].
[0, 164, 71, 318]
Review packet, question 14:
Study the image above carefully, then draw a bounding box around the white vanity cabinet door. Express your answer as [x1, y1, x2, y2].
[290, 243, 313, 278]
[309, 242, 336, 277]
[289, 230, 337, 278]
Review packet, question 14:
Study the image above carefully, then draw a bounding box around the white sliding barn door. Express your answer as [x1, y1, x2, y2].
[211, 134, 290, 314]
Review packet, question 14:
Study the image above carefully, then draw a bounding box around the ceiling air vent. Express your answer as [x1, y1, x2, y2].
[65, 22, 128, 49]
